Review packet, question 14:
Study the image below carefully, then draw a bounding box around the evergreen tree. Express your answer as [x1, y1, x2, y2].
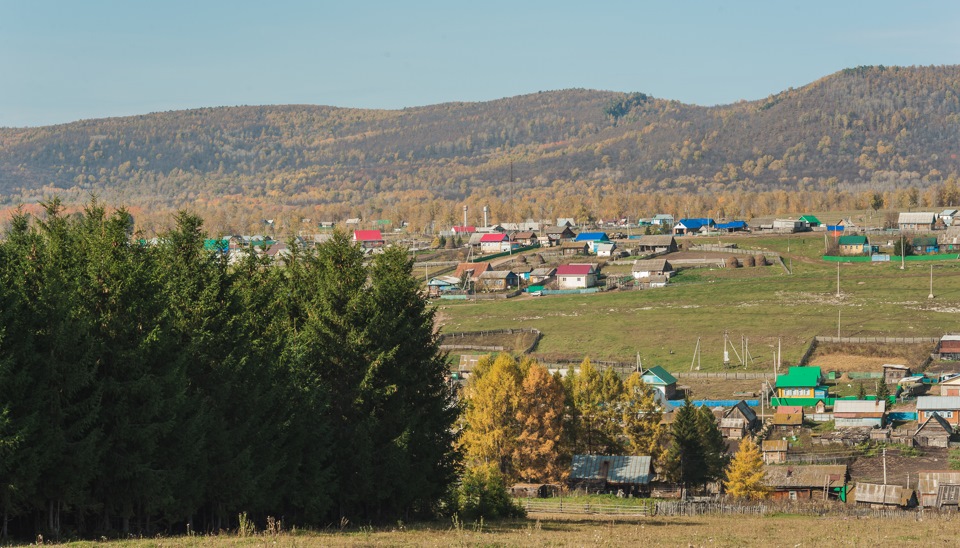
[876, 380, 891, 403]
[724, 438, 768, 500]
[857, 382, 868, 400]
[662, 398, 707, 489]
[513, 363, 566, 483]
[696, 406, 729, 483]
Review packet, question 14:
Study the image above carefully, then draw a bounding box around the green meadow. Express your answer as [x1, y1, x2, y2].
[437, 234, 960, 373]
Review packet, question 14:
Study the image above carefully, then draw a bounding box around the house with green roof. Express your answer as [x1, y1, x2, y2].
[641, 365, 678, 399]
[837, 235, 868, 256]
[799, 215, 822, 227]
[912, 236, 939, 255]
[776, 366, 827, 399]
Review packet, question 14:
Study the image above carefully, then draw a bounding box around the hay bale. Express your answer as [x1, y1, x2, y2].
[742, 255, 756, 267]
[531, 254, 545, 265]
[755, 254, 767, 266]
[726, 256, 740, 268]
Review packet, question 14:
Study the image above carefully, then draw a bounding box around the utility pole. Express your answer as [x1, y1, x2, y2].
[836, 261, 841, 297]
[929, 264, 935, 299]
[883, 446, 888, 485]
[837, 309, 841, 338]
[900, 233, 905, 270]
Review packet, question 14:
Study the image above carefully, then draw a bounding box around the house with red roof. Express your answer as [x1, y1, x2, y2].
[555, 263, 599, 289]
[353, 230, 385, 249]
[480, 233, 512, 254]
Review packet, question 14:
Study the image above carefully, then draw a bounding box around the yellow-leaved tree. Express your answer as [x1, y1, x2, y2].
[459, 353, 523, 475]
[513, 363, 566, 483]
[723, 438, 769, 500]
[621, 373, 663, 461]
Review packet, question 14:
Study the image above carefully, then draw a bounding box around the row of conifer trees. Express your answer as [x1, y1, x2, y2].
[0, 199, 458, 540]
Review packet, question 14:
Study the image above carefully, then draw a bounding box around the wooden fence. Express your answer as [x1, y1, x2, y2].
[440, 328, 542, 355]
[815, 336, 940, 344]
[519, 499, 953, 519]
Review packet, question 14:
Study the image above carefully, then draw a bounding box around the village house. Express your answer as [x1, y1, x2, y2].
[640, 365, 678, 399]
[912, 235, 939, 254]
[937, 334, 960, 360]
[764, 464, 848, 501]
[555, 263, 598, 289]
[673, 218, 714, 235]
[453, 262, 492, 285]
[479, 233, 513, 254]
[637, 274, 670, 289]
[427, 275, 463, 297]
[940, 209, 958, 227]
[556, 218, 576, 228]
[917, 471, 960, 508]
[453, 225, 476, 234]
[543, 225, 577, 246]
[632, 234, 678, 254]
[852, 483, 917, 508]
[762, 440, 788, 464]
[837, 235, 869, 255]
[574, 232, 610, 253]
[775, 367, 827, 399]
[501, 222, 540, 232]
[914, 413, 958, 448]
[799, 215, 822, 227]
[467, 232, 485, 249]
[476, 270, 518, 292]
[632, 259, 674, 280]
[771, 411, 803, 433]
[916, 396, 960, 426]
[568, 455, 653, 497]
[528, 267, 556, 285]
[939, 375, 960, 396]
[714, 220, 748, 233]
[898, 212, 937, 232]
[353, 229, 385, 249]
[650, 214, 675, 227]
[596, 242, 620, 258]
[511, 231, 539, 246]
[559, 241, 590, 256]
[938, 226, 960, 252]
[883, 364, 911, 384]
[725, 400, 760, 430]
[772, 219, 810, 233]
[833, 399, 886, 428]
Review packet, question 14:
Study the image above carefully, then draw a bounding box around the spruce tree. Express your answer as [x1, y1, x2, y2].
[696, 406, 729, 483]
[663, 398, 706, 490]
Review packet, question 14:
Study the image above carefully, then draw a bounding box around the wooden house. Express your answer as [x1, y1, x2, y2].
[833, 399, 886, 428]
[762, 440, 788, 464]
[595, 242, 618, 257]
[764, 464, 847, 501]
[568, 455, 653, 496]
[512, 231, 539, 246]
[725, 401, 760, 431]
[898, 212, 937, 232]
[938, 335, 960, 360]
[476, 270, 518, 292]
[939, 376, 960, 397]
[837, 235, 869, 255]
[912, 236, 939, 255]
[775, 367, 827, 399]
[772, 412, 803, 432]
[719, 417, 748, 439]
[914, 413, 957, 448]
[544, 225, 576, 245]
[529, 267, 556, 284]
[882, 364, 911, 384]
[480, 233, 512, 254]
[453, 262, 491, 284]
[916, 396, 960, 426]
[353, 229, 385, 249]
[559, 241, 589, 256]
[852, 483, 917, 508]
[632, 259, 674, 280]
[917, 471, 960, 507]
[640, 365, 678, 399]
[632, 235, 678, 253]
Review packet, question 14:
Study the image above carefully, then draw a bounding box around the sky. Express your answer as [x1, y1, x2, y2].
[1, 0, 959, 127]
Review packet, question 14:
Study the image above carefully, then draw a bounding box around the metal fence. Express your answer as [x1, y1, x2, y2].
[815, 336, 940, 344]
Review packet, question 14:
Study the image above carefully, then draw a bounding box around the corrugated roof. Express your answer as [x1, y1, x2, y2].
[898, 212, 937, 224]
[634, 235, 676, 246]
[480, 233, 508, 242]
[855, 483, 913, 505]
[570, 455, 652, 485]
[838, 235, 868, 245]
[775, 366, 823, 389]
[632, 259, 672, 272]
[574, 232, 609, 242]
[916, 396, 960, 410]
[917, 471, 960, 495]
[764, 465, 847, 488]
[915, 413, 953, 436]
[834, 399, 886, 414]
[556, 264, 595, 276]
[642, 365, 677, 386]
[353, 230, 383, 241]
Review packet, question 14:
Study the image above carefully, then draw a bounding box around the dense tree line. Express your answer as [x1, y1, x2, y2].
[2, 66, 960, 234]
[0, 200, 457, 540]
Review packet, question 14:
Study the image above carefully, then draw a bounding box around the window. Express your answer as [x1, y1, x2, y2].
[789, 491, 798, 500]
[933, 411, 955, 419]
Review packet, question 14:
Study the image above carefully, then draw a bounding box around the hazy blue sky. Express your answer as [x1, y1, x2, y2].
[2, 0, 959, 127]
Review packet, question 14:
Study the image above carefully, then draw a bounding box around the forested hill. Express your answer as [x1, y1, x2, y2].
[1, 65, 959, 230]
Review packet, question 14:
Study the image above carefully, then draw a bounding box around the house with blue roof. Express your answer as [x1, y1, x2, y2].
[574, 232, 610, 253]
[715, 220, 748, 233]
[673, 218, 715, 235]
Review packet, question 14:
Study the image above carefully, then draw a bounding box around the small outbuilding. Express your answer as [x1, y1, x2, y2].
[568, 455, 653, 496]
[852, 483, 917, 508]
[764, 464, 848, 501]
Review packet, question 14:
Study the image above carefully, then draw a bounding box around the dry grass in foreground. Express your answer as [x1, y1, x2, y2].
[66, 513, 957, 547]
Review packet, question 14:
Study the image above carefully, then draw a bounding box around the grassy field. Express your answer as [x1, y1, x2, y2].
[436, 233, 960, 374]
[68, 514, 959, 547]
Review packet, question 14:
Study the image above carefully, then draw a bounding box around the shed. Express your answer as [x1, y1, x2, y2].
[938, 335, 960, 360]
[762, 440, 788, 464]
[719, 417, 747, 439]
[632, 259, 674, 279]
[833, 399, 886, 428]
[914, 413, 957, 448]
[853, 483, 917, 508]
[799, 215, 822, 227]
[940, 376, 960, 397]
[724, 400, 760, 431]
[569, 455, 653, 496]
[917, 471, 960, 507]
[764, 464, 847, 501]
[882, 364, 911, 384]
[632, 235, 678, 253]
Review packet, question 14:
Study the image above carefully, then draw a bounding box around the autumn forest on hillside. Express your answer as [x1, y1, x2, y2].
[2, 66, 960, 233]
